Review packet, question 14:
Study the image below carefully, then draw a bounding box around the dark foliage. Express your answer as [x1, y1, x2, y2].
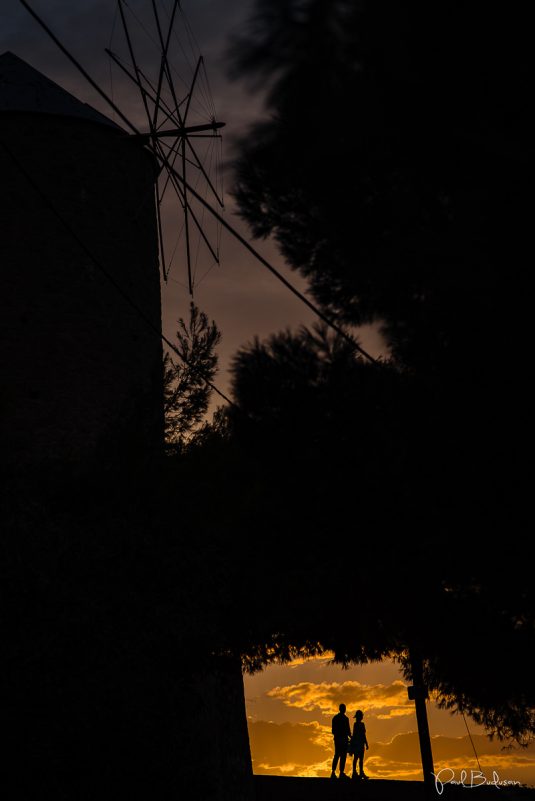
[163, 302, 221, 450]
[229, 0, 533, 376]
[226, 323, 535, 743]
[227, 0, 535, 743]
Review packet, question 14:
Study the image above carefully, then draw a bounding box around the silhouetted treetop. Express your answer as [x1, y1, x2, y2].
[163, 302, 221, 451]
[225, 0, 535, 748]
[227, 319, 535, 746]
[229, 0, 534, 373]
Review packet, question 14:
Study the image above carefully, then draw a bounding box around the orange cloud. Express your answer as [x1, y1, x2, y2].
[248, 720, 330, 776]
[248, 723, 535, 784]
[367, 732, 535, 783]
[266, 680, 412, 718]
[377, 707, 416, 719]
[287, 652, 335, 669]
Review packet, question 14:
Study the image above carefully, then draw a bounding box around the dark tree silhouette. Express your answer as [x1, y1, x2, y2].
[226, 0, 535, 742]
[163, 302, 221, 450]
[229, 0, 533, 375]
[228, 3, 534, 582]
[227, 323, 535, 745]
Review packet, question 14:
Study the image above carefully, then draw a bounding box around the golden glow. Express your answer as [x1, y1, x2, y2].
[267, 679, 412, 717]
[245, 657, 535, 785]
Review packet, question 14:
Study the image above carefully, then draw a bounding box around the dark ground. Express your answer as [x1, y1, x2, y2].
[254, 776, 535, 801]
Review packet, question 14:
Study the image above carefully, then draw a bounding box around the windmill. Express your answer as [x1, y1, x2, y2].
[4, 3, 438, 795]
[21, 0, 224, 300]
[19, 0, 377, 366]
[106, 0, 225, 295]
[1, 8, 247, 798]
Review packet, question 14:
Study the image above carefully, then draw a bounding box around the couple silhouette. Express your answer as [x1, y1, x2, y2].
[331, 703, 369, 781]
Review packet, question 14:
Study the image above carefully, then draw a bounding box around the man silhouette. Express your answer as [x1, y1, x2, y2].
[331, 703, 351, 780]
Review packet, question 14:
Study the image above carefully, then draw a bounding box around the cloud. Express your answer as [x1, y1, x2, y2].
[266, 680, 412, 718]
[374, 731, 508, 763]
[287, 652, 335, 669]
[376, 707, 415, 719]
[248, 720, 331, 776]
[367, 732, 535, 783]
[248, 722, 535, 784]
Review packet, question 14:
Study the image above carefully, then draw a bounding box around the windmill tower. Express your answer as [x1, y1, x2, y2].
[1, 49, 253, 801]
[0, 51, 163, 469]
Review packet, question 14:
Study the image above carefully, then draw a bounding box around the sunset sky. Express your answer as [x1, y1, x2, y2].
[244, 656, 535, 786]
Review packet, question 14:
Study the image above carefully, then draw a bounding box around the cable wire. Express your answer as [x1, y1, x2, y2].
[462, 711, 482, 773]
[0, 138, 236, 410]
[18, 0, 379, 366]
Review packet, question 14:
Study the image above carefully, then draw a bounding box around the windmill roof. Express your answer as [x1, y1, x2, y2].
[0, 51, 121, 130]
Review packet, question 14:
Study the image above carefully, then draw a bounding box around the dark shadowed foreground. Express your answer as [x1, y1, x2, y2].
[254, 775, 535, 801]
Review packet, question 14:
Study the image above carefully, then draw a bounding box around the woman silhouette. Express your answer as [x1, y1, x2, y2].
[351, 709, 369, 780]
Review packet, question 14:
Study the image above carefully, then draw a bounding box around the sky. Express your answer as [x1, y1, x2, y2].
[0, 0, 386, 406]
[245, 655, 535, 786]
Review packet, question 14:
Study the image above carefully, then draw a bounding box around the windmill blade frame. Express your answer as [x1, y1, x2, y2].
[109, 0, 225, 293]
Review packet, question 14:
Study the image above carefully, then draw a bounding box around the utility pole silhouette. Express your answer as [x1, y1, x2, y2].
[409, 649, 434, 791]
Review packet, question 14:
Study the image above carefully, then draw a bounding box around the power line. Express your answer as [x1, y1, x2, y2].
[19, 0, 138, 136]
[18, 0, 379, 367]
[159, 150, 378, 364]
[0, 138, 236, 411]
[462, 710, 482, 773]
